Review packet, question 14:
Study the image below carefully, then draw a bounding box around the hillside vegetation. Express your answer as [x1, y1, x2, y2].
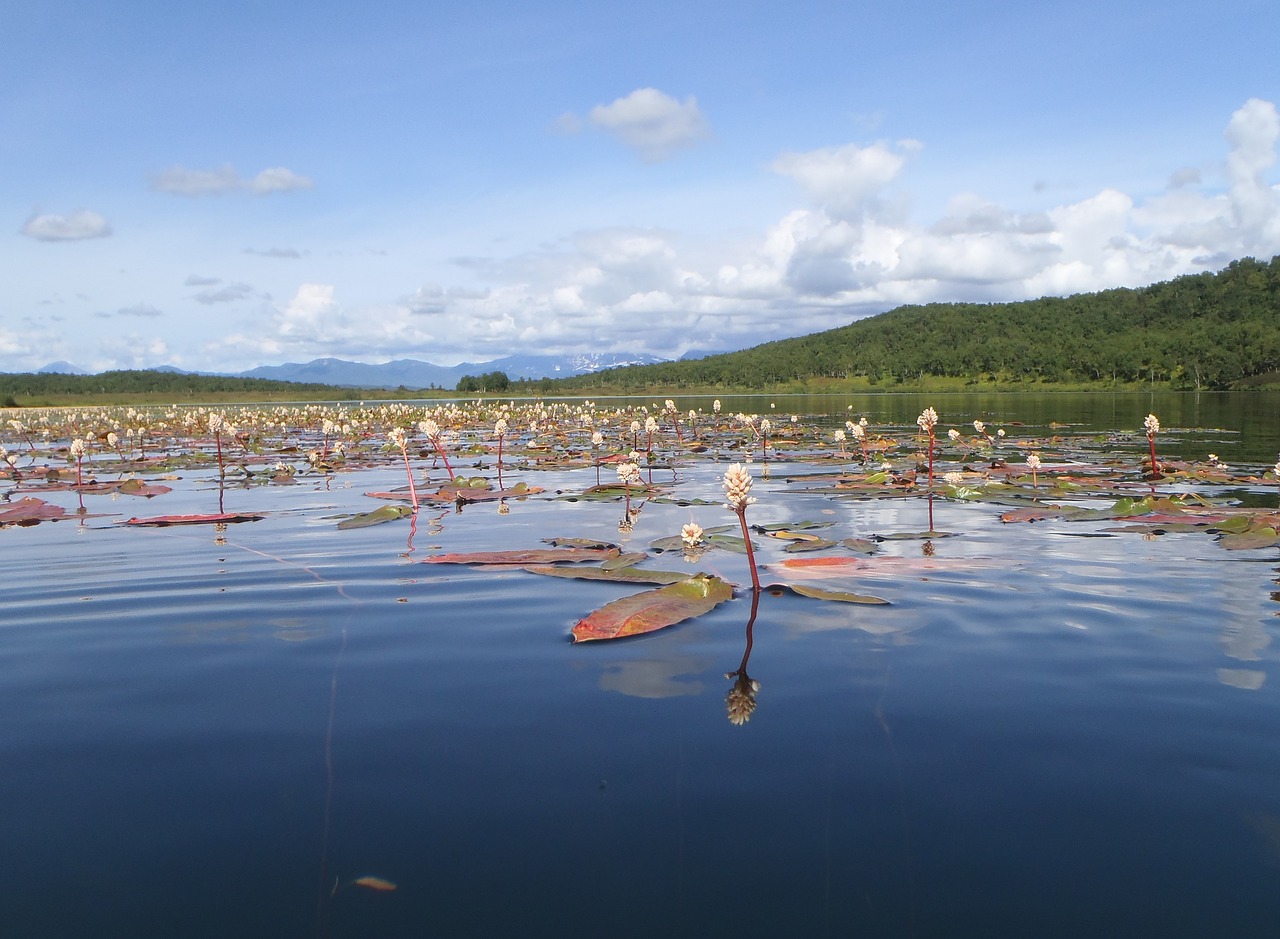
[550, 255, 1280, 392]
[0, 370, 420, 407]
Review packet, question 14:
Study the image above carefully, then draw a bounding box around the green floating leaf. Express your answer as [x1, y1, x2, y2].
[1218, 527, 1280, 550]
[780, 583, 891, 605]
[523, 565, 692, 585]
[543, 536, 618, 550]
[783, 538, 837, 553]
[841, 537, 881, 555]
[337, 504, 415, 529]
[426, 547, 620, 566]
[602, 551, 650, 570]
[753, 520, 835, 533]
[875, 530, 959, 540]
[571, 573, 733, 642]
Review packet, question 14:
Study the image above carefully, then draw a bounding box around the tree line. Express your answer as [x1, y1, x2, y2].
[549, 255, 1280, 391]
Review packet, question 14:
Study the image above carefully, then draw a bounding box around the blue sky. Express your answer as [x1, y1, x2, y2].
[4, 0, 1279, 373]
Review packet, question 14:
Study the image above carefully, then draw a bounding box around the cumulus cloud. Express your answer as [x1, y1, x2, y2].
[149, 163, 313, 196]
[184, 274, 221, 287]
[204, 98, 1280, 369]
[588, 88, 709, 162]
[21, 209, 112, 241]
[772, 140, 920, 222]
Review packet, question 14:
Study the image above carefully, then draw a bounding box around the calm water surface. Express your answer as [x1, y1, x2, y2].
[3, 392, 1280, 937]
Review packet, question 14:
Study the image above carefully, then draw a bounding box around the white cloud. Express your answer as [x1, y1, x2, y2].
[64, 97, 1280, 373]
[21, 209, 112, 241]
[588, 88, 709, 162]
[150, 163, 313, 196]
[772, 140, 920, 221]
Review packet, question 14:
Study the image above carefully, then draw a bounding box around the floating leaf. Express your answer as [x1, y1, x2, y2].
[543, 537, 618, 550]
[353, 875, 397, 892]
[363, 490, 415, 502]
[0, 497, 68, 526]
[571, 574, 733, 642]
[426, 547, 620, 566]
[783, 538, 837, 553]
[337, 504, 415, 529]
[754, 521, 835, 533]
[123, 512, 264, 526]
[841, 538, 881, 555]
[601, 551, 650, 570]
[523, 565, 692, 585]
[781, 583, 891, 605]
[1218, 527, 1280, 550]
[116, 478, 173, 497]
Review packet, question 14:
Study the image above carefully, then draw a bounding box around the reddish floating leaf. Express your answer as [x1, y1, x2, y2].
[123, 512, 265, 526]
[523, 564, 691, 585]
[0, 497, 67, 525]
[571, 574, 733, 642]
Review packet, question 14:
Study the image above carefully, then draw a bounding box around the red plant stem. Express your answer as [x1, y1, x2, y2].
[215, 430, 224, 478]
[735, 506, 762, 593]
[430, 437, 455, 480]
[1147, 434, 1160, 477]
[399, 445, 419, 510]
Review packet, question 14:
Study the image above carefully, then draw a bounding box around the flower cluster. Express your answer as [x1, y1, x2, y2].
[722, 463, 756, 510]
[917, 407, 938, 434]
[1144, 413, 1160, 437]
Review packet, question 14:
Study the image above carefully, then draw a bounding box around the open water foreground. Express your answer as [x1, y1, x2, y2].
[3, 391, 1280, 937]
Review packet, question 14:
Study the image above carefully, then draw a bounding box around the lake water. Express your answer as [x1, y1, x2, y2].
[3, 391, 1280, 937]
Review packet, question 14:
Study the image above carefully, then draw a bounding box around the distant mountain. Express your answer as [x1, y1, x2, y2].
[37, 360, 87, 374]
[238, 352, 670, 389]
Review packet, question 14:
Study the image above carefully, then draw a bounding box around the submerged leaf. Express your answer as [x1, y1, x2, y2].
[571, 573, 733, 642]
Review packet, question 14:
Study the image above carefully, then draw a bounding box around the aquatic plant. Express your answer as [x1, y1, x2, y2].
[1144, 413, 1161, 477]
[723, 462, 761, 593]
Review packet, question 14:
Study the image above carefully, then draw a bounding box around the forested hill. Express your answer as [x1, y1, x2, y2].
[553, 255, 1280, 391]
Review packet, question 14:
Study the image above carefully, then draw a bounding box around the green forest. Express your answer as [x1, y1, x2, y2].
[549, 255, 1280, 392]
[0, 370, 412, 407]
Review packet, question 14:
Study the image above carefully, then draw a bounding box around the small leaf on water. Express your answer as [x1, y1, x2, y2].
[1218, 527, 1280, 550]
[425, 547, 621, 566]
[337, 505, 414, 529]
[523, 565, 692, 585]
[600, 551, 650, 570]
[353, 875, 397, 892]
[782, 583, 891, 605]
[571, 574, 734, 642]
[123, 512, 264, 526]
[543, 537, 618, 550]
[841, 538, 881, 555]
[783, 538, 837, 553]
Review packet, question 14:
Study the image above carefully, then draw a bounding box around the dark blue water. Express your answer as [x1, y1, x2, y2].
[3, 395, 1280, 937]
